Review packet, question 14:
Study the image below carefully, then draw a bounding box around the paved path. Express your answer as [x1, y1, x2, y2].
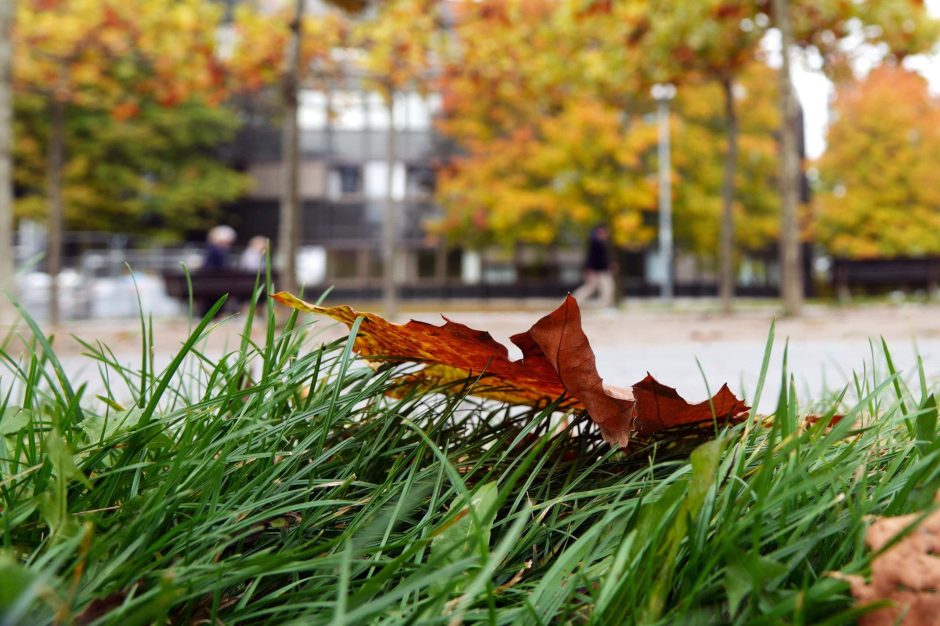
[402, 303, 940, 412]
[7, 300, 940, 413]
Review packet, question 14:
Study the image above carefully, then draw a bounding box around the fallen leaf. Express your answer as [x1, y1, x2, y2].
[273, 291, 568, 407]
[803, 413, 845, 427]
[838, 493, 940, 626]
[511, 294, 634, 445]
[273, 292, 748, 449]
[631, 375, 748, 441]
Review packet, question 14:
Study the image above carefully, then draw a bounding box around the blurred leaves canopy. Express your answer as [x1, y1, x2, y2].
[8, 0, 940, 257]
[433, 0, 939, 263]
[13, 0, 246, 237]
[816, 66, 940, 257]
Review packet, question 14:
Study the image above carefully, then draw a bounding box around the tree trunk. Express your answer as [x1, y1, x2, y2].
[382, 92, 398, 318]
[0, 0, 13, 324]
[47, 97, 65, 326]
[773, 0, 802, 316]
[277, 0, 303, 297]
[434, 240, 447, 285]
[718, 77, 738, 314]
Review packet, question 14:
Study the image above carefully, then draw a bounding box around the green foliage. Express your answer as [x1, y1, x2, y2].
[12, 0, 248, 240]
[1, 290, 939, 624]
[14, 99, 249, 238]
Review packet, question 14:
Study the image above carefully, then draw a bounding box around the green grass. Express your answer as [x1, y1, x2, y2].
[1, 290, 939, 626]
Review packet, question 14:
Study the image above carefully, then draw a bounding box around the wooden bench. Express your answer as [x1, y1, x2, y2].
[162, 269, 278, 313]
[831, 257, 940, 298]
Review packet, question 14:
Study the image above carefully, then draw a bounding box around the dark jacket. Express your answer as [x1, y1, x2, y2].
[203, 244, 229, 270]
[585, 236, 610, 271]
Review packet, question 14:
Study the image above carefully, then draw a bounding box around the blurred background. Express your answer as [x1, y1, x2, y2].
[1, 0, 940, 324]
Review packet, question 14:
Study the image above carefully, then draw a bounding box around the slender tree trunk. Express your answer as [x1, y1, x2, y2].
[382, 91, 398, 318]
[47, 97, 65, 326]
[773, 0, 802, 316]
[0, 0, 13, 324]
[277, 0, 303, 297]
[719, 77, 738, 314]
[434, 240, 447, 285]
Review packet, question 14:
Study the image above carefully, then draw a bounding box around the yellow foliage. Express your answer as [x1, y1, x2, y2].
[671, 61, 781, 260]
[228, 5, 349, 93]
[353, 0, 438, 102]
[438, 99, 658, 248]
[15, 0, 229, 110]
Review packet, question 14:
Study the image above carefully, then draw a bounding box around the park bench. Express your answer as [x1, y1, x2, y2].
[162, 268, 277, 312]
[831, 257, 940, 298]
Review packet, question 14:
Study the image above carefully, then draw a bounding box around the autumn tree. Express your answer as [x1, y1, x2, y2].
[437, 0, 786, 286]
[228, 3, 350, 296]
[671, 61, 780, 264]
[353, 0, 439, 318]
[639, 0, 936, 310]
[762, 0, 939, 314]
[815, 66, 940, 257]
[280, 0, 304, 299]
[14, 0, 235, 324]
[436, 1, 654, 250]
[627, 0, 766, 310]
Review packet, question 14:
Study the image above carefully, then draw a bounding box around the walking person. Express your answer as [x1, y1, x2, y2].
[573, 224, 616, 308]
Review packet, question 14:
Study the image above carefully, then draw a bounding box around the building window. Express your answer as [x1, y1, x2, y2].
[298, 90, 327, 130]
[332, 90, 366, 130]
[329, 164, 363, 199]
[406, 165, 436, 197]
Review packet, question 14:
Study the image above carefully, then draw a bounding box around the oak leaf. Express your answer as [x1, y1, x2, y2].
[273, 292, 748, 448]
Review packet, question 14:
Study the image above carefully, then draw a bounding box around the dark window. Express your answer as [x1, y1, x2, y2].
[406, 165, 436, 196]
[332, 165, 363, 196]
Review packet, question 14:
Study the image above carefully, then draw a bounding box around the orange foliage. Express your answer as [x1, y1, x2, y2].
[15, 0, 229, 113]
[226, 6, 349, 94]
[816, 66, 940, 258]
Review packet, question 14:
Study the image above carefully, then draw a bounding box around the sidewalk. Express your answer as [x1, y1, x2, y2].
[6, 299, 940, 413]
[11, 298, 940, 349]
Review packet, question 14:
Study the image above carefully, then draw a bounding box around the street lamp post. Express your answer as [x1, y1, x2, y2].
[651, 83, 676, 301]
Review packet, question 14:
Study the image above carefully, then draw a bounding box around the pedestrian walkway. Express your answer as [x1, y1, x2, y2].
[8, 299, 940, 414]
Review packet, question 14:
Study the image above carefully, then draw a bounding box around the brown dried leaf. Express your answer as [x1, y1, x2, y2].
[842, 494, 940, 626]
[273, 292, 748, 449]
[273, 292, 568, 407]
[511, 294, 635, 446]
[631, 375, 749, 440]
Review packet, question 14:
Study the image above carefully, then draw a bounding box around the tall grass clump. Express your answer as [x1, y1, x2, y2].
[1, 290, 939, 625]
